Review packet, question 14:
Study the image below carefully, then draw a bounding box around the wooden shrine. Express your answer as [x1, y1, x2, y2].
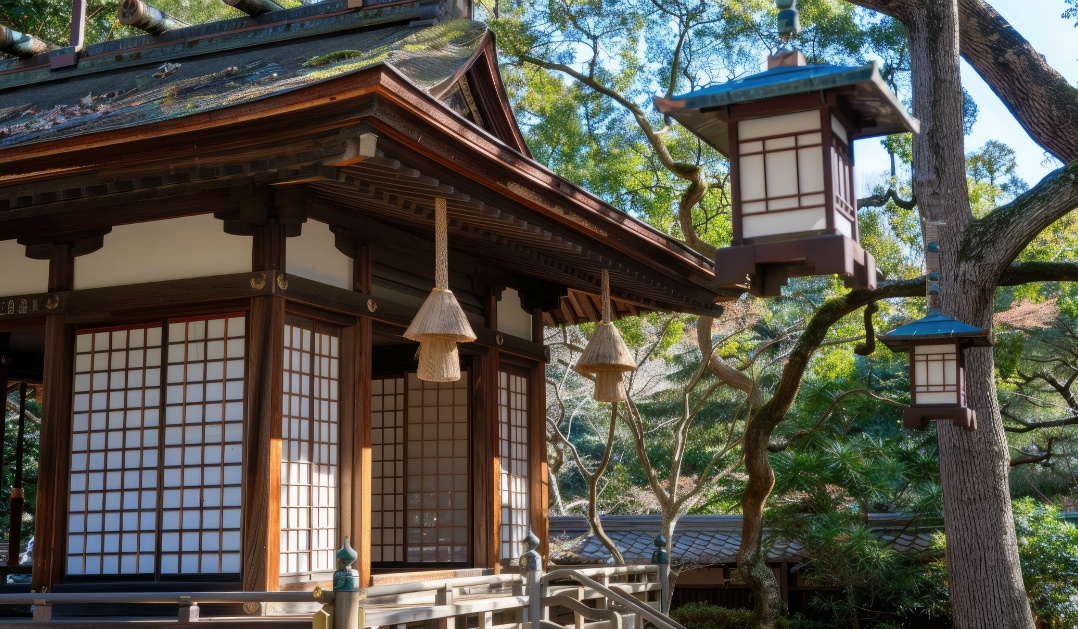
[0, 0, 722, 598]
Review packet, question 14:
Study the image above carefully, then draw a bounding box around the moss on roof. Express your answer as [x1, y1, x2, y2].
[0, 17, 488, 148]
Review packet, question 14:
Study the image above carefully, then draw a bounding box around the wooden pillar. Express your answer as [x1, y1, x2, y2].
[352, 245, 373, 587]
[529, 309, 549, 559]
[32, 244, 76, 592]
[242, 294, 285, 591]
[472, 348, 499, 571]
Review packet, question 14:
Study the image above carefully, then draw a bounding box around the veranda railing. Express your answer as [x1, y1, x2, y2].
[0, 531, 679, 629]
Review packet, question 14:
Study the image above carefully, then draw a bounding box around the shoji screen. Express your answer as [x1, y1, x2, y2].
[68, 314, 246, 578]
[280, 320, 340, 576]
[499, 370, 530, 560]
[370, 372, 469, 566]
[371, 376, 405, 564]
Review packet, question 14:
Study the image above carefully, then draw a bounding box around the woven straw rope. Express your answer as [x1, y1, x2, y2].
[601, 269, 611, 323]
[435, 197, 449, 290]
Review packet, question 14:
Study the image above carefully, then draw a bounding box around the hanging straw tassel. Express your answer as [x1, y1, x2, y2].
[574, 269, 635, 402]
[404, 198, 476, 381]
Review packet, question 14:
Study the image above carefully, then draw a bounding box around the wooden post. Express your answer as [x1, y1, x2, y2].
[472, 348, 499, 570]
[242, 294, 285, 591]
[353, 245, 373, 588]
[529, 309, 549, 560]
[32, 244, 76, 592]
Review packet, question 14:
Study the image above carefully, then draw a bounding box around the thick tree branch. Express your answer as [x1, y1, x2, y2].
[1010, 438, 1056, 467]
[698, 316, 764, 406]
[956, 0, 1078, 162]
[1004, 414, 1078, 434]
[964, 159, 1078, 275]
[851, 0, 1078, 161]
[857, 187, 916, 210]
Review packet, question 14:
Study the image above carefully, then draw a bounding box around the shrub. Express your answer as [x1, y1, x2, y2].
[669, 602, 829, 629]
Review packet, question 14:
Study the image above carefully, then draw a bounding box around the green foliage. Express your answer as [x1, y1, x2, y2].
[1012, 499, 1078, 627]
[967, 140, 1028, 217]
[671, 602, 831, 629]
[0, 0, 303, 57]
[1, 387, 40, 546]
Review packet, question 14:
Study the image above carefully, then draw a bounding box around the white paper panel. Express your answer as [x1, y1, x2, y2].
[764, 150, 799, 198]
[913, 344, 957, 355]
[286, 220, 352, 290]
[916, 391, 959, 405]
[497, 288, 534, 341]
[742, 207, 827, 239]
[797, 148, 825, 194]
[0, 240, 49, 297]
[739, 154, 766, 201]
[74, 215, 250, 290]
[831, 114, 849, 144]
[738, 110, 820, 140]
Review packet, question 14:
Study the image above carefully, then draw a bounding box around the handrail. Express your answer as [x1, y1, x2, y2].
[542, 568, 684, 629]
[366, 572, 522, 599]
[0, 590, 330, 606]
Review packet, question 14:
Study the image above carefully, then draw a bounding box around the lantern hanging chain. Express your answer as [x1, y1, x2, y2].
[435, 197, 449, 291]
[601, 269, 612, 324]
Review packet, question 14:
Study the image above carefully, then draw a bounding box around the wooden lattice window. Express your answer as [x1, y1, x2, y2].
[405, 373, 469, 563]
[68, 314, 246, 578]
[280, 320, 340, 576]
[499, 370, 530, 560]
[371, 372, 470, 566]
[371, 376, 405, 563]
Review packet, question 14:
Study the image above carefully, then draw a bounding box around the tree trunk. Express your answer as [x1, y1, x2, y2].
[738, 418, 785, 629]
[906, 1, 1035, 627]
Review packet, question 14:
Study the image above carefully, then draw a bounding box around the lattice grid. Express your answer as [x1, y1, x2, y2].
[405, 373, 469, 563]
[499, 371, 530, 560]
[280, 321, 340, 576]
[371, 376, 405, 563]
[67, 314, 246, 578]
[160, 316, 246, 575]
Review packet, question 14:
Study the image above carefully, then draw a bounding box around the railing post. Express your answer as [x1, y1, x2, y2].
[334, 537, 366, 629]
[32, 598, 51, 622]
[521, 529, 543, 629]
[436, 583, 455, 629]
[177, 595, 199, 623]
[652, 534, 670, 614]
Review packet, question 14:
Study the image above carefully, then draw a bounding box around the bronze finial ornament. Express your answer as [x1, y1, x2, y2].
[776, 0, 800, 42]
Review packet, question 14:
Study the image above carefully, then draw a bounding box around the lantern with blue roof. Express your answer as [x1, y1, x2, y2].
[877, 308, 991, 431]
[655, 50, 919, 297]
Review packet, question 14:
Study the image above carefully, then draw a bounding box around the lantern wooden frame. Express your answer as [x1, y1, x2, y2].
[655, 56, 919, 297]
[903, 338, 975, 430]
[877, 311, 991, 431]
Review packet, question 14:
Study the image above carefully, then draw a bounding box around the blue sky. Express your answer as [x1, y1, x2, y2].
[855, 0, 1078, 191]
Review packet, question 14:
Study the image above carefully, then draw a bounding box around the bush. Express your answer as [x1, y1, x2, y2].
[1013, 498, 1078, 628]
[669, 602, 830, 629]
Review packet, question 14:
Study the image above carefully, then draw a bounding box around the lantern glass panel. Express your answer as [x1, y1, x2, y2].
[736, 110, 832, 241]
[912, 343, 959, 405]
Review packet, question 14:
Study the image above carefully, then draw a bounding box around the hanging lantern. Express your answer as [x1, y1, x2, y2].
[654, 49, 919, 297]
[574, 269, 635, 402]
[404, 197, 476, 382]
[877, 308, 991, 430]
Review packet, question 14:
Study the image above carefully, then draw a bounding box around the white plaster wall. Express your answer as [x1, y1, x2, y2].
[286, 220, 353, 290]
[0, 240, 49, 296]
[74, 215, 251, 290]
[497, 288, 533, 341]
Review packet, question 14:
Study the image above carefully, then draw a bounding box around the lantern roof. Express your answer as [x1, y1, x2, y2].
[877, 308, 992, 352]
[654, 60, 919, 156]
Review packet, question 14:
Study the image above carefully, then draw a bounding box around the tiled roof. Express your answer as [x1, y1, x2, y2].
[0, 3, 486, 148]
[549, 514, 936, 566]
